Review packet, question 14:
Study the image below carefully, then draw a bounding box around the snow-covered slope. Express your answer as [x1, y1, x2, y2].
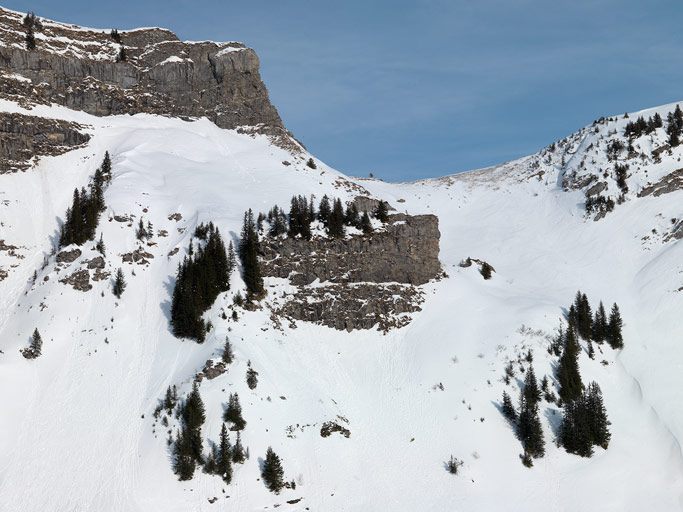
[1, 77, 683, 512]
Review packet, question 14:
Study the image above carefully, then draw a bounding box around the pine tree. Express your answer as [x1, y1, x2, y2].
[22, 328, 43, 359]
[374, 201, 389, 223]
[523, 366, 541, 408]
[222, 339, 234, 364]
[318, 195, 331, 226]
[557, 326, 583, 403]
[606, 303, 624, 349]
[95, 233, 106, 256]
[112, 268, 126, 298]
[224, 393, 246, 431]
[360, 211, 373, 234]
[217, 423, 233, 483]
[501, 390, 516, 421]
[117, 45, 127, 62]
[25, 25, 36, 50]
[327, 199, 345, 238]
[173, 425, 196, 480]
[592, 301, 607, 343]
[560, 382, 610, 457]
[182, 382, 206, 462]
[101, 151, 112, 182]
[261, 447, 285, 493]
[344, 203, 360, 228]
[480, 262, 493, 280]
[246, 366, 259, 390]
[517, 393, 544, 460]
[232, 431, 246, 463]
[239, 209, 264, 297]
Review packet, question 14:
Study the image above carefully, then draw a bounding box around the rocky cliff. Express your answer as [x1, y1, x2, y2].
[0, 7, 288, 156]
[261, 211, 442, 331]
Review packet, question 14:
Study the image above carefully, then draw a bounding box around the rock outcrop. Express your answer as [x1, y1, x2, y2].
[0, 112, 90, 172]
[261, 213, 441, 287]
[261, 210, 441, 331]
[0, 8, 287, 141]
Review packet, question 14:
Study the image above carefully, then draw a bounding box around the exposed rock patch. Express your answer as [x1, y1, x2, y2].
[0, 112, 90, 172]
[56, 248, 82, 264]
[59, 269, 91, 291]
[638, 168, 683, 197]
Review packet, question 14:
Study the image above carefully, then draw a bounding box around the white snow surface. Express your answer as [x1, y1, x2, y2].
[0, 100, 682, 512]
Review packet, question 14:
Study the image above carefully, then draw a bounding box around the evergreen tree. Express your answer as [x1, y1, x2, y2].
[173, 425, 196, 480]
[117, 45, 127, 62]
[592, 301, 607, 343]
[182, 382, 206, 462]
[261, 447, 285, 493]
[239, 209, 264, 297]
[217, 423, 233, 483]
[573, 291, 593, 340]
[224, 393, 246, 431]
[344, 203, 360, 228]
[287, 196, 312, 240]
[501, 390, 517, 421]
[22, 328, 43, 359]
[246, 366, 259, 390]
[170, 224, 231, 342]
[232, 431, 246, 463]
[517, 393, 545, 460]
[523, 366, 541, 408]
[318, 195, 331, 226]
[96, 233, 106, 256]
[557, 326, 583, 403]
[222, 339, 234, 364]
[374, 201, 389, 223]
[112, 268, 126, 298]
[360, 211, 373, 234]
[327, 199, 345, 238]
[25, 25, 36, 50]
[101, 151, 112, 182]
[606, 303, 624, 349]
[560, 382, 611, 457]
[136, 218, 147, 241]
[480, 262, 493, 280]
[267, 206, 287, 237]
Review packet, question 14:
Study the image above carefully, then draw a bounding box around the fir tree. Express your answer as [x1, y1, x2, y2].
[112, 268, 126, 298]
[96, 233, 106, 256]
[480, 262, 493, 280]
[592, 301, 607, 343]
[246, 366, 259, 390]
[501, 390, 517, 421]
[22, 328, 43, 359]
[217, 423, 233, 483]
[25, 25, 36, 50]
[318, 195, 331, 226]
[557, 326, 583, 403]
[344, 203, 360, 228]
[232, 431, 246, 463]
[360, 211, 373, 234]
[222, 339, 234, 364]
[261, 447, 285, 493]
[224, 393, 246, 431]
[306, 157, 317, 169]
[117, 45, 127, 62]
[182, 382, 206, 462]
[606, 303, 624, 349]
[173, 425, 196, 480]
[101, 151, 112, 182]
[523, 366, 541, 408]
[374, 201, 389, 223]
[327, 199, 345, 239]
[560, 382, 611, 457]
[239, 209, 264, 297]
[517, 393, 545, 460]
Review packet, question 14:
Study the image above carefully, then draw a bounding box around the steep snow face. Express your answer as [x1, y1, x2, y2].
[1, 98, 683, 512]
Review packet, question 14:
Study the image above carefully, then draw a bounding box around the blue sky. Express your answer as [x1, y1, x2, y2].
[5, 1, 683, 181]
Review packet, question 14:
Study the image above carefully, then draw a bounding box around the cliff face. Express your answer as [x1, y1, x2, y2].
[0, 8, 283, 133]
[261, 211, 442, 331]
[261, 213, 441, 286]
